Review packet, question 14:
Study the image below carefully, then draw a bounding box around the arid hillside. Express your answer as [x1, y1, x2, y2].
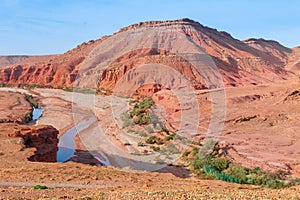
[0, 18, 299, 91]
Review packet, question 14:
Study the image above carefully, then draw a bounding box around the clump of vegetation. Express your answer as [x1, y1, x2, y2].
[24, 93, 38, 108]
[145, 135, 163, 145]
[33, 185, 49, 190]
[23, 93, 39, 123]
[164, 133, 177, 141]
[24, 112, 33, 123]
[137, 142, 145, 147]
[185, 142, 300, 189]
[161, 127, 170, 134]
[150, 146, 160, 151]
[63, 88, 95, 94]
[129, 97, 154, 125]
[27, 83, 40, 90]
[16, 83, 53, 90]
[122, 97, 160, 130]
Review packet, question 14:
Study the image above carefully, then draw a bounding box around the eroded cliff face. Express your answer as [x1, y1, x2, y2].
[0, 122, 59, 163]
[0, 39, 101, 88]
[7, 125, 59, 162]
[0, 18, 298, 91]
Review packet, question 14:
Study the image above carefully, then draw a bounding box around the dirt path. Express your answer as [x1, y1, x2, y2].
[0, 181, 133, 189]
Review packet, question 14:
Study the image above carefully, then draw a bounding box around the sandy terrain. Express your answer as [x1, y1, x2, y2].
[0, 90, 31, 123]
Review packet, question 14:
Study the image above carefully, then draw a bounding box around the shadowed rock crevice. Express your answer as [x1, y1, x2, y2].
[9, 125, 59, 162]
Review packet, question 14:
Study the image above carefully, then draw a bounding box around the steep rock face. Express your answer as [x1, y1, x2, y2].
[9, 125, 59, 162]
[0, 39, 101, 88]
[97, 48, 208, 92]
[0, 18, 297, 90]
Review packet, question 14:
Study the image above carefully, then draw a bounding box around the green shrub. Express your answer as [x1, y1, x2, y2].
[223, 163, 248, 183]
[188, 143, 300, 188]
[137, 142, 145, 147]
[203, 165, 241, 184]
[129, 99, 137, 105]
[139, 97, 154, 109]
[145, 136, 163, 145]
[25, 112, 33, 123]
[265, 179, 285, 189]
[191, 156, 210, 171]
[150, 146, 160, 151]
[246, 173, 266, 185]
[28, 84, 39, 90]
[210, 157, 231, 171]
[161, 127, 169, 134]
[33, 185, 48, 190]
[164, 133, 176, 141]
[140, 115, 151, 124]
[24, 93, 38, 108]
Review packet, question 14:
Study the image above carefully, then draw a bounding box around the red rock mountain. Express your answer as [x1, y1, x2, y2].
[0, 18, 298, 91]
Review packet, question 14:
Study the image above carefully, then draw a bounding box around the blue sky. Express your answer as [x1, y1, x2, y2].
[0, 0, 299, 55]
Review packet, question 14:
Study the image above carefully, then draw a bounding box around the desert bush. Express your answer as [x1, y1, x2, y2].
[145, 136, 163, 145]
[33, 185, 48, 190]
[246, 173, 266, 185]
[223, 163, 248, 183]
[24, 93, 38, 108]
[164, 133, 176, 141]
[139, 97, 154, 109]
[25, 112, 33, 123]
[187, 141, 299, 188]
[137, 141, 145, 147]
[140, 115, 151, 124]
[210, 157, 231, 171]
[203, 164, 241, 184]
[150, 146, 160, 151]
[265, 179, 285, 189]
[161, 127, 169, 134]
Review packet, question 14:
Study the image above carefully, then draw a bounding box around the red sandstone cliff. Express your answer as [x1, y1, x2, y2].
[9, 125, 59, 162]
